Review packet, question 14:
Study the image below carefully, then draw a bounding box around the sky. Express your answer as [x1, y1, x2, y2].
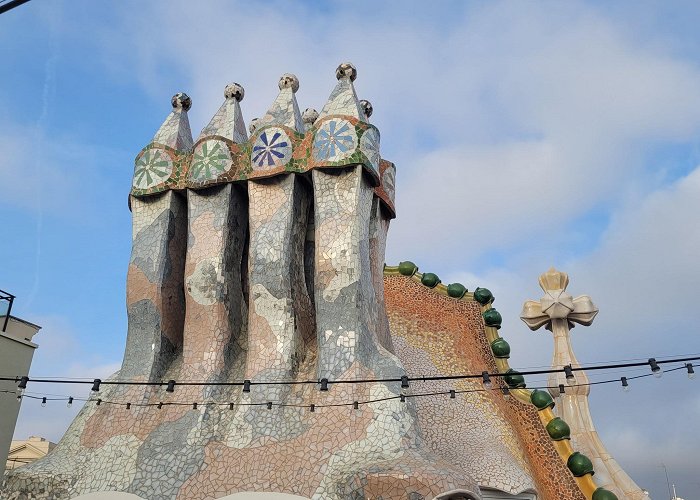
[1, 0, 699, 498]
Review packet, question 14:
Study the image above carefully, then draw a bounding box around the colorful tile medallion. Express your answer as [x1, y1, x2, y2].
[189, 139, 232, 183]
[312, 118, 358, 163]
[251, 127, 293, 171]
[132, 148, 173, 190]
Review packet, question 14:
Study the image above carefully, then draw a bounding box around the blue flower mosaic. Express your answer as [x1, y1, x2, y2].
[190, 139, 231, 182]
[251, 127, 292, 170]
[313, 119, 357, 163]
[133, 149, 173, 190]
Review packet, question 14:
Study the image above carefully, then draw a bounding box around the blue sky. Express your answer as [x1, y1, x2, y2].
[2, 1, 700, 497]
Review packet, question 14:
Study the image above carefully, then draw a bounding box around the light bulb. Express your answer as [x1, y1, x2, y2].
[481, 371, 493, 390]
[649, 358, 662, 378]
[687, 363, 695, 380]
[621, 377, 630, 393]
[67, 396, 73, 408]
[41, 397, 47, 407]
[564, 365, 576, 385]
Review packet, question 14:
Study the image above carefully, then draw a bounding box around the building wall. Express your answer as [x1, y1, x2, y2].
[6, 436, 56, 471]
[0, 319, 39, 473]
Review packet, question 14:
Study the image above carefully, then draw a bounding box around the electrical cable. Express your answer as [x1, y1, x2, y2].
[2, 362, 694, 411]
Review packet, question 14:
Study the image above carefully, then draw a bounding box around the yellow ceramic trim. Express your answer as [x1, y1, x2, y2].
[537, 408, 597, 499]
[384, 263, 599, 500]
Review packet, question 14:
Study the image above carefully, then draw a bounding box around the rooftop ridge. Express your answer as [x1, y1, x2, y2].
[383, 260, 620, 500]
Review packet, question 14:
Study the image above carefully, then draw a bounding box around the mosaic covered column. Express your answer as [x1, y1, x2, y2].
[313, 166, 386, 380]
[182, 184, 248, 383]
[246, 174, 314, 386]
[123, 192, 187, 381]
[121, 94, 193, 381]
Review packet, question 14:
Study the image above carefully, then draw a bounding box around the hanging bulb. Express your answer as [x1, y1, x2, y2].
[400, 394, 406, 403]
[558, 384, 566, 395]
[67, 396, 74, 408]
[449, 389, 456, 399]
[686, 363, 695, 380]
[166, 380, 176, 393]
[309, 404, 315, 413]
[353, 401, 359, 410]
[41, 397, 47, 407]
[157, 402, 163, 409]
[649, 358, 662, 378]
[621, 377, 630, 393]
[266, 402, 272, 410]
[400, 375, 410, 389]
[502, 387, 511, 400]
[229, 403, 234, 410]
[17, 375, 29, 396]
[481, 371, 493, 390]
[564, 365, 576, 385]
[96, 398, 102, 406]
[91, 378, 102, 392]
[242, 380, 251, 393]
[319, 378, 329, 391]
[126, 403, 131, 410]
[192, 402, 198, 410]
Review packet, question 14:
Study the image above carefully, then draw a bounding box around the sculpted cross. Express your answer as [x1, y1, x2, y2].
[520, 267, 598, 397]
[520, 268, 650, 499]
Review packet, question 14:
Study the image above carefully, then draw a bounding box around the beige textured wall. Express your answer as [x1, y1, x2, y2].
[0, 331, 37, 471]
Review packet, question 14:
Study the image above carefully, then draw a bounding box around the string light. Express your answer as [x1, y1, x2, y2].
[309, 404, 315, 413]
[564, 365, 575, 385]
[0, 363, 693, 413]
[3, 357, 695, 413]
[649, 358, 662, 378]
[319, 378, 329, 391]
[41, 397, 46, 407]
[67, 396, 73, 408]
[157, 402, 163, 409]
[17, 375, 28, 396]
[166, 380, 176, 393]
[3, 355, 697, 393]
[502, 387, 511, 400]
[481, 371, 492, 390]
